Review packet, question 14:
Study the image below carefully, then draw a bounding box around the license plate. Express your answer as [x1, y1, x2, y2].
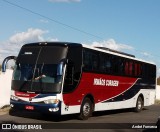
[25, 105, 34, 110]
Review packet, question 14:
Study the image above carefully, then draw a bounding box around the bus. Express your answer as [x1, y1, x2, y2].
[2, 42, 156, 120]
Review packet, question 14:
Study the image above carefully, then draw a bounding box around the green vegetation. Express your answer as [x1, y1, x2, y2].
[157, 77, 160, 85]
[155, 99, 160, 104]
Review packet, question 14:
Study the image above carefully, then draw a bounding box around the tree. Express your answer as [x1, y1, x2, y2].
[157, 77, 160, 85]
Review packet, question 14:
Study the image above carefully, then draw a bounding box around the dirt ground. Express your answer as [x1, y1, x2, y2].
[0, 105, 10, 115]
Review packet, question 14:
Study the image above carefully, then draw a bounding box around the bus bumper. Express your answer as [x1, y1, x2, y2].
[10, 100, 61, 115]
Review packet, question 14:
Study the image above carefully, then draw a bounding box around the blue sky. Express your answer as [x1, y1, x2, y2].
[0, 0, 160, 76]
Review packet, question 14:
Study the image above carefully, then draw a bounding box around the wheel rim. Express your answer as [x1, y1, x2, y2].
[83, 102, 90, 116]
[137, 100, 142, 110]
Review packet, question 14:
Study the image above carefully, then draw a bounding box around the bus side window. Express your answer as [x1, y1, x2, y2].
[83, 49, 99, 72]
[104, 58, 111, 73]
[106, 61, 111, 70]
[65, 63, 74, 85]
[99, 54, 105, 72]
[99, 54, 111, 74]
[83, 50, 92, 71]
[125, 61, 133, 76]
[92, 53, 99, 71]
[134, 63, 141, 77]
[118, 59, 124, 75]
[125, 61, 129, 75]
[134, 63, 138, 76]
[129, 61, 133, 76]
[150, 65, 156, 79]
[142, 64, 147, 78]
[138, 64, 142, 77]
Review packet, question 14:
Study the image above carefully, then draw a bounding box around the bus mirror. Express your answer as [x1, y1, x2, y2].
[2, 56, 17, 72]
[57, 62, 64, 76]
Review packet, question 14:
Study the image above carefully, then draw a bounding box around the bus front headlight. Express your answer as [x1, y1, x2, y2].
[11, 95, 18, 101]
[44, 99, 60, 104]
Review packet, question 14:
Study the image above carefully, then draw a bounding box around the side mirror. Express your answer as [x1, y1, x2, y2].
[2, 56, 17, 72]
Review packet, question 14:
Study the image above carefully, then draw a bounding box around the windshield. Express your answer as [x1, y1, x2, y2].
[12, 45, 67, 93]
[13, 63, 59, 83]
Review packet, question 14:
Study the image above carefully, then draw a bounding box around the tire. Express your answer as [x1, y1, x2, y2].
[134, 96, 144, 112]
[78, 98, 93, 120]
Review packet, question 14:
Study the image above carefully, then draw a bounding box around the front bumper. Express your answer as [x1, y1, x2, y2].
[10, 99, 61, 115]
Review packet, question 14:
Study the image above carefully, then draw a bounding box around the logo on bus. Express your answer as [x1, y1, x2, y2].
[29, 98, 32, 101]
[93, 78, 119, 87]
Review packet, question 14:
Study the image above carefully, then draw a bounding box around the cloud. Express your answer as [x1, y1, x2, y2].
[49, 0, 81, 3]
[0, 28, 58, 63]
[141, 52, 151, 57]
[9, 28, 48, 44]
[86, 39, 134, 51]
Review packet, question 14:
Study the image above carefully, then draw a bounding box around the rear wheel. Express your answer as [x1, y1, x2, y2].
[134, 96, 144, 112]
[78, 98, 93, 120]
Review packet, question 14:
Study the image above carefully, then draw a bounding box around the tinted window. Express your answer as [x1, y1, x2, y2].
[83, 49, 99, 72]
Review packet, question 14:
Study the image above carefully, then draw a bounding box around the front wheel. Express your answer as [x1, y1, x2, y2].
[134, 96, 144, 112]
[78, 98, 93, 120]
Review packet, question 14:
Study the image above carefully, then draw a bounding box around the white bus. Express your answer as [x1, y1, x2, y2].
[2, 42, 156, 120]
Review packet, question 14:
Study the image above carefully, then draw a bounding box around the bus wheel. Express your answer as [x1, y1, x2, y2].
[134, 96, 143, 112]
[78, 98, 93, 120]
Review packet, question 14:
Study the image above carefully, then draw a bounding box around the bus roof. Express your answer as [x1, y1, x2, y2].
[22, 42, 155, 65]
[22, 42, 82, 47]
[82, 44, 156, 65]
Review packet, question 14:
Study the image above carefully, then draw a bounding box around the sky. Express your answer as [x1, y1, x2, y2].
[0, 0, 160, 76]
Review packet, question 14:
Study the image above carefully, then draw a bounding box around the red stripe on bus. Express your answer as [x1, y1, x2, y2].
[63, 72, 138, 106]
[15, 91, 38, 98]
